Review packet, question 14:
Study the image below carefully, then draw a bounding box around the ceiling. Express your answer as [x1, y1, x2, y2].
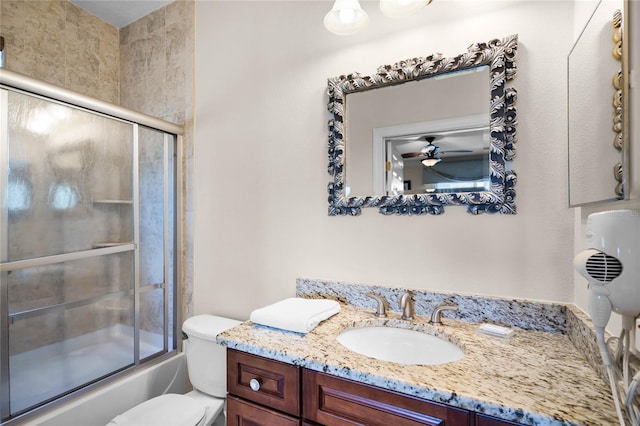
[69, 0, 174, 28]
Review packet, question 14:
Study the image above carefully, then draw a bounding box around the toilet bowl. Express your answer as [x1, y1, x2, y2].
[107, 315, 241, 426]
[107, 392, 219, 426]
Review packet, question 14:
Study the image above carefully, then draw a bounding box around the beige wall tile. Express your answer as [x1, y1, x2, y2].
[34, 54, 66, 87]
[65, 24, 100, 75]
[125, 16, 147, 44]
[166, 65, 185, 114]
[23, 3, 65, 63]
[29, 0, 65, 20]
[165, 0, 186, 27]
[145, 77, 167, 118]
[120, 76, 146, 112]
[120, 38, 147, 88]
[99, 40, 119, 84]
[165, 22, 185, 69]
[119, 24, 131, 46]
[66, 65, 99, 97]
[147, 30, 166, 82]
[146, 7, 165, 34]
[65, 1, 84, 27]
[119, 0, 195, 324]
[2, 0, 120, 104]
[98, 80, 119, 104]
[99, 18, 119, 46]
[0, 1, 26, 50]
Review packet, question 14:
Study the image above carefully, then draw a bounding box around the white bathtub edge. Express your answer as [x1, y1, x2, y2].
[29, 353, 186, 426]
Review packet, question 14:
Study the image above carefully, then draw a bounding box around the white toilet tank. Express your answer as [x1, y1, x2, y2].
[182, 315, 241, 398]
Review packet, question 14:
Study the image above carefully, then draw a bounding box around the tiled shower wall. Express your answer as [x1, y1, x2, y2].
[0, 0, 195, 335]
[0, 0, 120, 103]
[119, 0, 195, 322]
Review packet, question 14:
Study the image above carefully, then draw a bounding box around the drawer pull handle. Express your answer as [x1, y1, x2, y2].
[249, 378, 261, 391]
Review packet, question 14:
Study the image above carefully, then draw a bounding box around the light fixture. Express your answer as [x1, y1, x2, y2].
[421, 157, 441, 167]
[379, 0, 432, 18]
[323, 0, 370, 36]
[420, 140, 441, 167]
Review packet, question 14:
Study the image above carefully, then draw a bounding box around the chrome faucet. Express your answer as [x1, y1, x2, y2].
[429, 302, 458, 325]
[366, 292, 388, 318]
[400, 291, 415, 320]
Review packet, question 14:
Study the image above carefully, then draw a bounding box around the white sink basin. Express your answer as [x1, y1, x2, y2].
[336, 326, 464, 366]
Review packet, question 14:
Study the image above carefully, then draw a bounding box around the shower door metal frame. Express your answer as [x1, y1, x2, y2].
[0, 85, 10, 420]
[0, 68, 184, 423]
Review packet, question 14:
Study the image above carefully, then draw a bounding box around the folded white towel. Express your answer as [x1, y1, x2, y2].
[249, 298, 341, 334]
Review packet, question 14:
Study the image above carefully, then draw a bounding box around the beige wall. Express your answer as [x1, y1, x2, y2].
[193, 1, 577, 321]
[0, 0, 120, 103]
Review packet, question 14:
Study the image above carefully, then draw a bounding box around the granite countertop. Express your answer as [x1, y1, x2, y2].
[218, 303, 618, 426]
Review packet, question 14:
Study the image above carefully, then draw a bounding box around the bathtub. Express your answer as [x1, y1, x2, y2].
[24, 351, 186, 426]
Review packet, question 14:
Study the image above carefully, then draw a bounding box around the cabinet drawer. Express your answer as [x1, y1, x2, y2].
[303, 370, 470, 426]
[227, 395, 301, 426]
[228, 349, 301, 417]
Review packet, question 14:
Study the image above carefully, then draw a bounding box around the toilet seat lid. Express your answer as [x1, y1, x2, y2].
[109, 394, 206, 426]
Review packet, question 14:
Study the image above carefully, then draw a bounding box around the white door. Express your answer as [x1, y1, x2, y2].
[386, 142, 404, 195]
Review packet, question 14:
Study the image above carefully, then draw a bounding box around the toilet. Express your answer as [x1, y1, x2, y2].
[108, 315, 241, 426]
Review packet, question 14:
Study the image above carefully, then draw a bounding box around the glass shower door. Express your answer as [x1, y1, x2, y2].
[1, 90, 136, 416]
[138, 126, 176, 361]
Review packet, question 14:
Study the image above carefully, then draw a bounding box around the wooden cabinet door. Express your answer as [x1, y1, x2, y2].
[227, 395, 301, 426]
[228, 349, 301, 417]
[303, 370, 470, 426]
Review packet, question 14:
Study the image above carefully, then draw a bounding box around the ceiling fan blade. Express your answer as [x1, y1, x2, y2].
[441, 149, 473, 154]
[401, 152, 423, 158]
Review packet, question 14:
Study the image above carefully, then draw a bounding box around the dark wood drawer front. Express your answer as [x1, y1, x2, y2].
[227, 395, 301, 426]
[476, 414, 523, 425]
[228, 349, 301, 417]
[303, 370, 470, 426]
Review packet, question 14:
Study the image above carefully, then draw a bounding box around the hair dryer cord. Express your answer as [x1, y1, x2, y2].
[626, 372, 640, 425]
[598, 328, 626, 425]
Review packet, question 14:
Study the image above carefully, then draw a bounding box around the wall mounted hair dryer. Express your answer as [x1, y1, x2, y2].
[574, 210, 640, 425]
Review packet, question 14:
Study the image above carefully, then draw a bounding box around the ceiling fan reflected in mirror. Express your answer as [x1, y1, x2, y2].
[400, 135, 473, 167]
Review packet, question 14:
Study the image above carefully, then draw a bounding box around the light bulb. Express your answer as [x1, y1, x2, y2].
[380, 0, 432, 18]
[324, 0, 369, 36]
[422, 157, 441, 167]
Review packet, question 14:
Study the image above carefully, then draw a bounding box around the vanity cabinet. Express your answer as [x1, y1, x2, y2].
[227, 349, 522, 426]
[303, 369, 470, 425]
[227, 396, 300, 426]
[227, 349, 301, 425]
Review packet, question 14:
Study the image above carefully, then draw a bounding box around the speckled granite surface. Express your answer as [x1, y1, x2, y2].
[296, 278, 567, 333]
[297, 278, 615, 381]
[217, 280, 618, 425]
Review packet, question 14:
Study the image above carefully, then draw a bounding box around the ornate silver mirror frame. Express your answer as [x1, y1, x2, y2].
[327, 34, 518, 216]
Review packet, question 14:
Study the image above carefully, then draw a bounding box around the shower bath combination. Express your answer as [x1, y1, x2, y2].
[0, 68, 182, 423]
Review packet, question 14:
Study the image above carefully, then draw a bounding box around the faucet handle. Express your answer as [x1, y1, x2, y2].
[429, 302, 459, 325]
[366, 292, 388, 318]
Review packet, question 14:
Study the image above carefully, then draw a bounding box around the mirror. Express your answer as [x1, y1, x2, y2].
[347, 67, 490, 197]
[327, 35, 518, 216]
[568, 0, 628, 206]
